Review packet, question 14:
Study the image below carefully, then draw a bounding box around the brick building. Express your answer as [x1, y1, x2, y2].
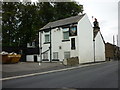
[105, 42, 120, 60]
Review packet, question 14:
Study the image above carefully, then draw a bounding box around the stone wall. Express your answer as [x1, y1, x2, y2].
[63, 57, 79, 66]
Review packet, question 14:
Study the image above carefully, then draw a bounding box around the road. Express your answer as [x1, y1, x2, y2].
[2, 61, 118, 88]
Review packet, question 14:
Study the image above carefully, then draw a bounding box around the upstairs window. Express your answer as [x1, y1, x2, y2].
[63, 28, 69, 40]
[45, 34, 50, 43]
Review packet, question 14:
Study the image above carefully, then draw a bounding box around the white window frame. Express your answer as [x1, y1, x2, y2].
[64, 51, 70, 59]
[63, 28, 69, 40]
[45, 34, 50, 43]
[43, 52, 48, 59]
[53, 52, 58, 59]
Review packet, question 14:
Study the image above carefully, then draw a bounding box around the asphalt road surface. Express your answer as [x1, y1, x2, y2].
[2, 61, 118, 88]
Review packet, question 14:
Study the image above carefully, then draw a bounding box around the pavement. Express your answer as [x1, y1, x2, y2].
[2, 61, 70, 78]
[2, 61, 110, 78]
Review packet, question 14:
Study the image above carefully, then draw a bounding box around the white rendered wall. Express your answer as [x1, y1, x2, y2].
[40, 14, 106, 63]
[51, 28, 63, 61]
[40, 26, 79, 61]
[26, 55, 40, 62]
[69, 36, 79, 58]
[77, 14, 94, 63]
[95, 32, 105, 61]
[51, 28, 79, 61]
[40, 14, 94, 63]
[26, 55, 34, 61]
[41, 31, 50, 61]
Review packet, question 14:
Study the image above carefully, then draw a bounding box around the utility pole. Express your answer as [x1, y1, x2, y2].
[113, 35, 115, 45]
[93, 39, 95, 62]
[39, 31, 42, 65]
[92, 16, 95, 63]
[93, 18, 100, 63]
[113, 35, 115, 60]
[50, 27, 52, 62]
[117, 35, 119, 60]
[117, 35, 118, 46]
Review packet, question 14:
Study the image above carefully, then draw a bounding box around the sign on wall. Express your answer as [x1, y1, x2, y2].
[69, 26, 77, 36]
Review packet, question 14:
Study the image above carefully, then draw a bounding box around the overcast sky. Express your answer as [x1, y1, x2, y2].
[76, 0, 119, 45]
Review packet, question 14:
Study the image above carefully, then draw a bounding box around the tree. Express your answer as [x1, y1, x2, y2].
[18, 2, 38, 47]
[0, 1, 2, 47]
[53, 2, 83, 20]
[2, 2, 84, 47]
[2, 2, 19, 46]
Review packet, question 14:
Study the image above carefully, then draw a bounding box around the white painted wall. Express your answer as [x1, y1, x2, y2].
[26, 55, 34, 62]
[26, 55, 40, 62]
[69, 36, 79, 58]
[41, 27, 79, 61]
[39, 14, 105, 63]
[95, 32, 105, 61]
[77, 14, 94, 63]
[41, 31, 50, 61]
[40, 14, 94, 63]
[41, 26, 79, 61]
[51, 28, 63, 61]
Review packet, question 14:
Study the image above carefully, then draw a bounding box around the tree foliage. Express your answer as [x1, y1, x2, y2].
[2, 2, 84, 47]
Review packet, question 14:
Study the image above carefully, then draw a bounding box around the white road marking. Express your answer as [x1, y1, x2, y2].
[1, 62, 107, 81]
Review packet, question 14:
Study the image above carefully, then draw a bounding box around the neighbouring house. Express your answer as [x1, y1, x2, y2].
[26, 41, 39, 62]
[39, 14, 106, 64]
[105, 42, 120, 60]
[93, 18, 106, 62]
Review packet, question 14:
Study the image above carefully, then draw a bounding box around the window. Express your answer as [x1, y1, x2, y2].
[53, 52, 58, 59]
[64, 52, 70, 59]
[63, 28, 69, 40]
[71, 38, 76, 50]
[45, 34, 50, 43]
[69, 26, 77, 36]
[27, 42, 35, 48]
[43, 52, 48, 59]
[63, 32, 69, 40]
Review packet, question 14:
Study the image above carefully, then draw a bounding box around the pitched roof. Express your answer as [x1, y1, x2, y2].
[94, 30, 99, 38]
[94, 30, 105, 44]
[40, 14, 85, 30]
[99, 31, 105, 44]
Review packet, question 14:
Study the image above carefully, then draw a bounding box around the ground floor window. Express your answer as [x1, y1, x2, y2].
[53, 52, 58, 59]
[43, 52, 48, 59]
[64, 51, 70, 59]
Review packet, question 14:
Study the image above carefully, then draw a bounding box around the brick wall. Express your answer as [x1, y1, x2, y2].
[105, 43, 120, 60]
